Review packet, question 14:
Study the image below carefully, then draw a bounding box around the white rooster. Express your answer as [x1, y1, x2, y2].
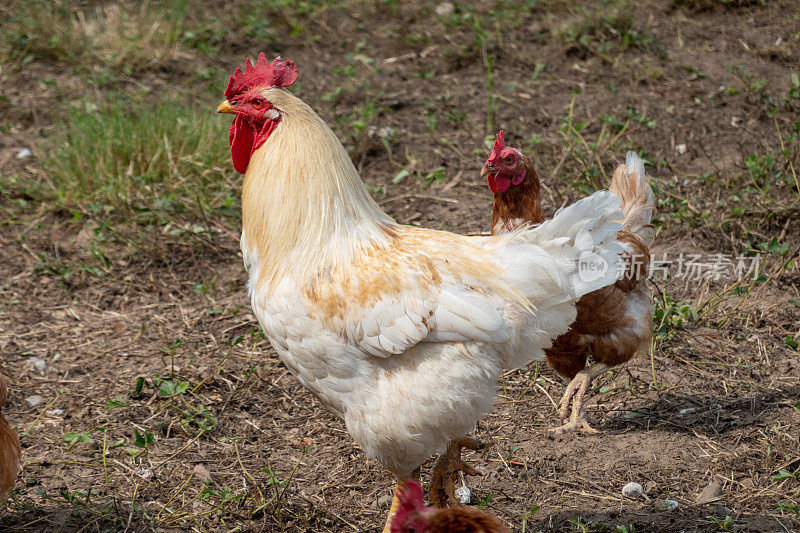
[217, 54, 625, 531]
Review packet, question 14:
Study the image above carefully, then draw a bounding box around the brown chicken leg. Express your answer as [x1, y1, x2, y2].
[552, 362, 609, 434]
[428, 437, 486, 508]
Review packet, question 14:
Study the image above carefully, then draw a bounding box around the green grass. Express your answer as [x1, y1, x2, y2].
[559, 1, 666, 59]
[1, 1, 195, 72]
[40, 98, 237, 226]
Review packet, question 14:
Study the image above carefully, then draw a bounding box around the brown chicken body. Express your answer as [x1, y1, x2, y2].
[483, 132, 655, 433]
[0, 368, 21, 501]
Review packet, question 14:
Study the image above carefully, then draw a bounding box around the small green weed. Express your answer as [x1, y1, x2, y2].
[707, 515, 735, 532]
[654, 294, 696, 341]
[771, 501, 800, 518]
[771, 469, 799, 482]
[63, 431, 92, 450]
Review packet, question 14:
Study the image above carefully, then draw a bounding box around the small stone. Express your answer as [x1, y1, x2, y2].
[192, 464, 211, 481]
[48, 409, 65, 416]
[715, 504, 734, 517]
[697, 481, 723, 504]
[137, 468, 153, 479]
[435, 2, 455, 17]
[16, 148, 32, 159]
[454, 485, 471, 505]
[367, 126, 395, 138]
[25, 395, 43, 407]
[655, 499, 679, 511]
[679, 407, 696, 415]
[675, 144, 687, 154]
[377, 493, 393, 508]
[622, 482, 643, 499]
[27, 357, 47, 373]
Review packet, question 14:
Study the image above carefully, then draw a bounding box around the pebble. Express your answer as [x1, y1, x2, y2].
[27, 357, 47, 373]
[16, 148, 32, 159]
[137, 468, 154, 479]
[25, 395, 43, 407]
[435, 2, 455, 17]
[715, 504, 734, 517]
[454, 485, 471, 505]
[679, 407, 696, 415]
[675, 144, 687, 154]
[697, 481, 723, 504]
[192, 464, 211, 481]
[377, 493, 393, 508]
[655, 499, 679, 511]
[622, 482, 643, 499]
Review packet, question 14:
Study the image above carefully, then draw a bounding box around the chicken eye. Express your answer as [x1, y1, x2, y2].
[252, 99, 265, 109]
[504, 155, 514, 164]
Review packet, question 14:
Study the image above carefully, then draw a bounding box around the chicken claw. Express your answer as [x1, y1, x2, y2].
[429, 437, 487, 508]
[551, 362, 608, 434]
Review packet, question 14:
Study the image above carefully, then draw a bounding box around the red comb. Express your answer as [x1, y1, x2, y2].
[391, 480, 426, 533]
[398, 480, 425, 509]
[225, 54, 298, 100]
[492, 130, 505, 154]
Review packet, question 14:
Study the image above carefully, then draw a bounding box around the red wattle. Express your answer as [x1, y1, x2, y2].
[487, 174, 497, 193]
[494, 174, 511, 192]
[230, 115, 255, 174]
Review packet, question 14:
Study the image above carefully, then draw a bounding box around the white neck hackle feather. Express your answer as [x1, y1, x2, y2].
[241, 88, 396, 290]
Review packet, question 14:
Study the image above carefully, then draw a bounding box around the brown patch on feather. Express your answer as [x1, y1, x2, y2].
[303, 227, 511, 323]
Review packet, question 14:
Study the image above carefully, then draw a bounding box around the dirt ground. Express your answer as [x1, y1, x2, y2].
[1, 1, 799, 531]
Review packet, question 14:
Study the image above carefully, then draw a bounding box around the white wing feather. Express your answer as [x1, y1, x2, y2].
[337, 190, 624, 362]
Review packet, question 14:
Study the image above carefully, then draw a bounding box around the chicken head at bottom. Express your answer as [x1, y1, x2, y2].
[391, 480, 507, 533]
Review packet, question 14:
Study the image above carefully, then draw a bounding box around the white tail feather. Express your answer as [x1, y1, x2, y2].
[525, 190, 625, 302]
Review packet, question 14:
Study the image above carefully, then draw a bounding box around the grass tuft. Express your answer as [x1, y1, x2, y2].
[43, 98, 238, 225]
[2, 1, 193, 72]
[560, 1, 666, 59]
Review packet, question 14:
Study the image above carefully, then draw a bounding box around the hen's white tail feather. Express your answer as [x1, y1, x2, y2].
[532, 190, 625, 300]
[494, 190, 625, 368]
[500, 190, 625, 308]
[609, 152, 656, 246]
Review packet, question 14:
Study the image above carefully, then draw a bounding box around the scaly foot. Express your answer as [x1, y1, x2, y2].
[551, 363, 608, 434]
[552, 409, 600, 434]
[428, 437, 487, 508]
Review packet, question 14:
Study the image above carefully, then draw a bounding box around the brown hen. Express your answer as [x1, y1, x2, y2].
[0, 367, 21, 501]
[482, 132, 656, 433]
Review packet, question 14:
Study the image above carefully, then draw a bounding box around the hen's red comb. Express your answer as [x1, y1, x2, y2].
[398, 480, 425, 510]
[391, 480, 426, 532]
[492, 130, 505, 154]
[225, 54, 298, 100]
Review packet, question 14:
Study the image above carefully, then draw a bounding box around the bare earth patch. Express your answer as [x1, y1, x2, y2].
[1, 0, 799, 531]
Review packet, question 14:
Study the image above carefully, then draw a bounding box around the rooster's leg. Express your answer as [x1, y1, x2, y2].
[552, 362, 609, 434]
[383, 469, 420, 533]
[428, 437, 486, 508]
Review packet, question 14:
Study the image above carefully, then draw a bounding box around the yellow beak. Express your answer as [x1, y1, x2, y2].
[217, 99, 236, 114]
